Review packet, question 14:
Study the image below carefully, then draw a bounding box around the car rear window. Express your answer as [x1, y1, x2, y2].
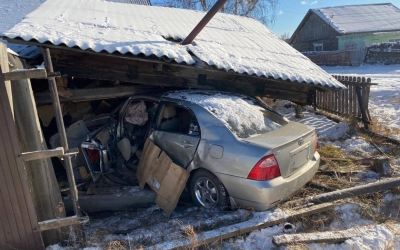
[166, 91, 288, 138]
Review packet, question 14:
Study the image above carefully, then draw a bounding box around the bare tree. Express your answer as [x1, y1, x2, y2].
[280, 32, 290, 41]
[155, 0, 280, 27]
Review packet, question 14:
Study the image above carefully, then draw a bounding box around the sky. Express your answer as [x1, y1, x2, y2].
[271, 1, 400, 36]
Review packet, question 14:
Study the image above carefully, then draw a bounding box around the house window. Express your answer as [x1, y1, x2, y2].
[389, 39, 400, 43]
[313, 43, 323, 51]
[345, 43, 357, 50]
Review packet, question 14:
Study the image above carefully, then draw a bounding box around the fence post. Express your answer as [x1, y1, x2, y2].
[355, 86, 369, 129]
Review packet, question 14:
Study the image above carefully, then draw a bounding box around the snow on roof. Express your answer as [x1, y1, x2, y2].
[0, 0, 45, 35]
[2, 0, 345, 89]
[312, 3, 400, 35]
[106, 0, 151, 4]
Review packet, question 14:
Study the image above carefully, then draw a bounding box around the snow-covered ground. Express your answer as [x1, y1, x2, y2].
[48, 65, 400, 250]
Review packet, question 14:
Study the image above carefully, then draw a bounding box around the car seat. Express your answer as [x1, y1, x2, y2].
[160, 105, 180, 132]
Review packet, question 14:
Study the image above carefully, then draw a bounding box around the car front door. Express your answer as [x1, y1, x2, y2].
[150, 103, 200, 168]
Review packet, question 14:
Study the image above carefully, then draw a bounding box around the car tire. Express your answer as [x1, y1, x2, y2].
[190, 169, 230, 208]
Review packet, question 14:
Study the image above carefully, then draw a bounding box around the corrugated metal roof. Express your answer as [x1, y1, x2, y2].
[2, 0, 345, 89]
[312, 3, 400, 35]
[0, 0, 45, 35]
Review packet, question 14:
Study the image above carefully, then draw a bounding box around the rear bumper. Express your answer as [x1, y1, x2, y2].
[215, 152, 320, 211]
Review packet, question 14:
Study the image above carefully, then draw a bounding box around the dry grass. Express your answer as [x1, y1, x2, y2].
[318, 144, 349, 159]
[312, 174, 354, 190]
[293, 210, 337, 234]
[107, 240, 128, 250]
[369, 117, 400, 139]
[184, 225, 198, 249]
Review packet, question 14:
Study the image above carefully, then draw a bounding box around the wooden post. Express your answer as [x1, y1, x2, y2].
[41, 48, 85, 242]
[355, 86, 369, 129]
[8, 53, 68, 245]
[344, 84, 349, 115]
[348, 85, 353, 115]
[0, 44, 13, 118]
[338, 89, 342, 115]
[352, 85, 357, 116]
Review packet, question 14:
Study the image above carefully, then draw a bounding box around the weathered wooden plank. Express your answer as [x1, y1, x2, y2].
[42, 47, 84, 244]
[0, 162, 16, 247]
[63, 189, 158, 213]
[0, 74, 28, 249]
[20, 147, 64, 162]
[8, 52, 65, 246]
[0, 214, 8, 249]
[334, 91, 338, 113]
[348, 85, 353, 114]
[2, 105, 43, 249]
[20, 147, 79, 162]
[365, 86, 372, 121]
[38, 216, 88, 232]
[339, 90, 342, 114]
[273, 225, 374, 246]
[344, 84, 349, 115]
[147, 203, 334, 250]
[3, 69, 47, 81]
[54, 65, 199, 87]
[352, 85, 357, 116]
[34, 85, 160, 105]
[289, 176, 400, 206]
[355, 86, 369, 128]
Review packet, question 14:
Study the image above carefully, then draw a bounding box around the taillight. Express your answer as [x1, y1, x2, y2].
[247, 155, 281, 181]
[87, 149, 100, 164]
[314, 132, 318, 153]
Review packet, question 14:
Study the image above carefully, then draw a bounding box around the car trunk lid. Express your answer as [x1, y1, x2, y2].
[243, 122, 317, 178]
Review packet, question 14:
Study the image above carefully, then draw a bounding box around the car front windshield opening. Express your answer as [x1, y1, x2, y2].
[166, 91, 288, 138]
[226, 98, 287, 138]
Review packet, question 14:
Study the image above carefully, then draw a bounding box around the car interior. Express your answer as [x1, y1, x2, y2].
[157, 104, 200, 135]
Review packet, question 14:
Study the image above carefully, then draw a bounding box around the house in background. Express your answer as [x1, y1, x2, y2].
[289, 3, 400, 53]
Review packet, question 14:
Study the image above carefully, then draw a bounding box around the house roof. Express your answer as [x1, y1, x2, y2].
[106, 0, 151, 4]
[0, 0, 151, 58]
[311, 3, 400, 35]
[2, 0, 345, 89]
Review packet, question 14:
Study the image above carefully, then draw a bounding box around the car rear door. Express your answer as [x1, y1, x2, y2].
[150, 103, 200, 168]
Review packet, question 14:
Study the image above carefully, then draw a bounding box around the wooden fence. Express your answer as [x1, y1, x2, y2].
[315, 75, 376, 128]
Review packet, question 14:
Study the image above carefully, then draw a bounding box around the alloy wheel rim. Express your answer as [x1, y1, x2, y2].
[194, 177, 219, 206]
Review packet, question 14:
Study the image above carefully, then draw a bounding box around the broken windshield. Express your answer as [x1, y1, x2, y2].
[165, 91, 288, 138]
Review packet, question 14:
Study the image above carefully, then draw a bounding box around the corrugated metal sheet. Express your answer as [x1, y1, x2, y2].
[312, 3, 400, 35]
[2, 0, 345, 89]
[0, 0, 45, 35]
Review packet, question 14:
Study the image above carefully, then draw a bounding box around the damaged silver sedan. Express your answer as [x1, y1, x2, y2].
[73, 90, 320, 210]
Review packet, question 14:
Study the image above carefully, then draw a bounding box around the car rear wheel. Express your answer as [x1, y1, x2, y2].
[190, 169, 229, 208]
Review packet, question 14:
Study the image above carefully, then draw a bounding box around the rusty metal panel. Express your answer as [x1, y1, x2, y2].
[0, 44, 44, 250]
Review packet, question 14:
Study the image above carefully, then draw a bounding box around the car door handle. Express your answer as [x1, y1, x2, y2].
[180, 141, 193, 148]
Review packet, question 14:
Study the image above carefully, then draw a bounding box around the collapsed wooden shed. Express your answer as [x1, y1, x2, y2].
[0, 0, 347, 248]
